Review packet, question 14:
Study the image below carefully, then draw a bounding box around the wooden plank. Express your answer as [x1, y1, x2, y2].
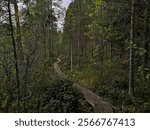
[54, 60, 113, 113]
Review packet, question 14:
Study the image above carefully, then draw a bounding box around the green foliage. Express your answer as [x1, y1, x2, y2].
[135, 78, 150, 102]
[143, 103, 150, 112]
[66, 64, 97, 89]
[0, 92, 9, 112]
[0, 0, 150, 113]
[61, 0, 150, 113]
[0, 77, 93, 112]
[28, 78, 93, 113]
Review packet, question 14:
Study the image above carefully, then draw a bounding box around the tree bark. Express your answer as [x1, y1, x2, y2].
[70, 38, 73, 72]
[110, 0, 112, 64]
[50, 0, 53, 58]
[7, 0, 20, 112]
[13, 0, 23, 60]
[77, 0, 81, 68]
[143, 0, 149, 69]
[129, 0, 134, 97]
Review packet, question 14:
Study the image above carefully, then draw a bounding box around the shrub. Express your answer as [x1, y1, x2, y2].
[27, 78, 93, 113]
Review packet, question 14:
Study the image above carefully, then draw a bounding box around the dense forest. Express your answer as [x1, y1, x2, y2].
[0, 0, 150, 113]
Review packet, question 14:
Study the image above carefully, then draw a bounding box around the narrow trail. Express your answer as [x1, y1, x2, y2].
[54, 59, 113, 113]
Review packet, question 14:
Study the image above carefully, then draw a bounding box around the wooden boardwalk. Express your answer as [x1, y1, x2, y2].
[54, 59, 113, 113]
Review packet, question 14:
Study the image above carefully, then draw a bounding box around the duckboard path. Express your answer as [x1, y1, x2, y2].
[54, 59, 113, 113]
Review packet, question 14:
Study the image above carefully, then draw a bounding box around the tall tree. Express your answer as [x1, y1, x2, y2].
[143, 0, 149, 69]
[77, 0, 81, 68]
[7, 0, 20, 112]
[129, 0, 135, 97]
[13, 0, 23, 60]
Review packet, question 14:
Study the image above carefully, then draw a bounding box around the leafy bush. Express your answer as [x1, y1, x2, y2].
[26, 78, 93, 113]
[93, 85, 137, 112]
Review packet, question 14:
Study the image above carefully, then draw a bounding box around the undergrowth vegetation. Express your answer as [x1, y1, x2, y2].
[62, 60, 150, 113]
[0, 64, 93, 113]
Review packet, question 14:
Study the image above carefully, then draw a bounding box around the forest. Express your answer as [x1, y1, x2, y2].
[0, 0, 150, 113]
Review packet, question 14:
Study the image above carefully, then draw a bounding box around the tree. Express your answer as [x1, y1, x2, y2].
[143, 0, 149, 69]
[7, 0, 21, 112]
[129, 0, 134, 97]
[13, 0, 23, 61]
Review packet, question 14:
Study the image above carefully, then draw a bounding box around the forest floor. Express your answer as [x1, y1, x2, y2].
[54, 59, 113, 113]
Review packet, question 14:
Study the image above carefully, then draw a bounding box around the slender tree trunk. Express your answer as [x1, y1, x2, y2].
[143, 0, 149, 69]
[50, 0, 53, 58]
[77, 0, 81, 68]
[70, 38, 73, 72]
[100, 3, 104, 65]
[91, 40, 94, 57]
[23, 61, 28, 112]
[47, 0, 51, 59]
[44, 25, 47, 59]
[129, 0, 134, 97]
[110, 41, 112, 63]
[110, 0, 112, 64]
[47, 0, 52, 59]
[48, 25, 51, 59]
[7, 0, 20, 112]
[77, 34, 80, 67]
[84, 38, 87, 58]
[13, 0, 23, 60]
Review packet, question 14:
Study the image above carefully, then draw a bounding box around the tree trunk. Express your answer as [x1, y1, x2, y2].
[7, 0, 20, 112]
[50, 0, 53, 58]
[13, 0, 23, 60]
[143, 0, 149, 69]
[110, 0, 112, 64]
[70, 38, 73, 72]
[129, 0, 134, 97]
[77, 0, 81, 68]
[110, 41, 112, 63]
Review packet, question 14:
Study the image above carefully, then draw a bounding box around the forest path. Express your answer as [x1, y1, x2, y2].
[54, 59, 113, 113]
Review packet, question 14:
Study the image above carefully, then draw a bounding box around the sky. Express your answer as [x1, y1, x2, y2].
[62, 0, 72, 9]
[57, 0, 72, 31]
